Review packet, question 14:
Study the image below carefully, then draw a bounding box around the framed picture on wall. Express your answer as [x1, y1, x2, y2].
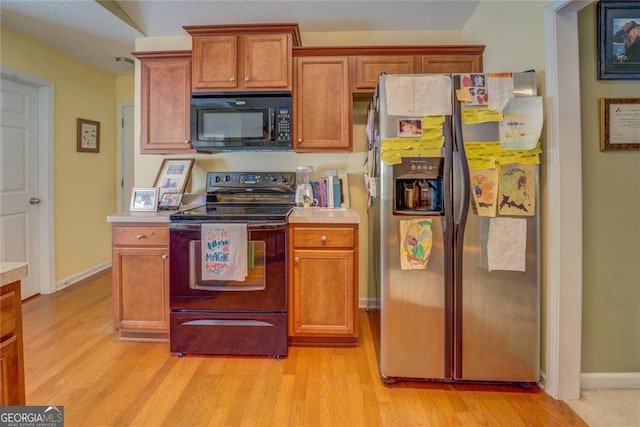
[597, 0, 640, 79]
[599, 98, 640, 150]
[76, 118, 100, 153]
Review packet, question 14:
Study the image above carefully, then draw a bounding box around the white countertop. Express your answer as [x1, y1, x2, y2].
[1, 262, 28, 287]
[288, 207, 360, 224]
[108, 200, 360, 225]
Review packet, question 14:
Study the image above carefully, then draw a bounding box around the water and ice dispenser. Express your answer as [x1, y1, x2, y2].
[393, 157, 443, 214]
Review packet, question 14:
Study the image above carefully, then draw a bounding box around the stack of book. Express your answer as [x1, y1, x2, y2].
[309, 174, 349, 208]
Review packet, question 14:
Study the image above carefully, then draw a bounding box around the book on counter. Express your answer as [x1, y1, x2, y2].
[310, 176, 343, 208]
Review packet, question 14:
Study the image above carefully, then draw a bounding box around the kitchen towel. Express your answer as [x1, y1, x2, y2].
[399, 219, 433, 270]
[201, 223, 248, 281]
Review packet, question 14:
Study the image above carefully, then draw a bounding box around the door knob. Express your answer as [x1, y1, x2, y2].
[29, 197, 41, 205]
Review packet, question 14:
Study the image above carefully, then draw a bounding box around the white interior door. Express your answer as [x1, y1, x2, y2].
[0, 76, 41, 299]
[118, 103, 134, 211]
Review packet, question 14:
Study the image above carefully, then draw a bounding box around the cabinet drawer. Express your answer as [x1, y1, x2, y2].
[113, 226, 169, 246]
[0, 289, 18, 340]
[293, 227, 354, 248]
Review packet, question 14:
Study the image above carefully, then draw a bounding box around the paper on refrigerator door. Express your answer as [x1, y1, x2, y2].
[487, 217, 527, 272]
[498, 164, 536, 216]
[499, 97, 543, 150]
[399, 219, 433, 270]
[385, 75, 452, 116]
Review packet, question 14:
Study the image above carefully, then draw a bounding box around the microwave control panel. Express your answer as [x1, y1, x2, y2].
[276, 107, 292, 142]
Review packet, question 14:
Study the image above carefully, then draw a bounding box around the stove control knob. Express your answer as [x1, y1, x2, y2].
[214, 175, 221, 183]
[225, 175, 231, 182]
[281, 175, 289, 183]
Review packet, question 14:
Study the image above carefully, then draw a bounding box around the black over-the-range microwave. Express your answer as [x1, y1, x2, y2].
[190, 91, 292, 152]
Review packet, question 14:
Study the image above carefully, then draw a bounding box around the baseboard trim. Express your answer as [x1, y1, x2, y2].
[580, 372, 640, 389]
[56, 261, 111, 291]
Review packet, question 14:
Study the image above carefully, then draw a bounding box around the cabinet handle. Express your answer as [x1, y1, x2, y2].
[294, 256, 299, 263]
[136, 232, 154, 240]
[320, 235, 327, 242]
[229, 77, 235, 82]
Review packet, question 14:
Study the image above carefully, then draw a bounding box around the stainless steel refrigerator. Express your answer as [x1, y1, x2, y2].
[366, 72, 540, 384]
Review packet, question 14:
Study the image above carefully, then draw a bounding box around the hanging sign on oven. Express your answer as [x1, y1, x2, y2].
[201, 223, 248, 281]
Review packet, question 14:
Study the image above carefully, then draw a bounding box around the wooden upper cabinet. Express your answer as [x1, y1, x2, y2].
[191, 35, 238, 90]
[420, 54, 482, 74]
[351, 56, 417, 92]
[134, 50, 193, 154]
[185, 24, 301, 92]
[294, 56, 351, 152]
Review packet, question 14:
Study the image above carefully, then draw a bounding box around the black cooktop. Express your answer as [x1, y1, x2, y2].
[169, 204, 294, 222]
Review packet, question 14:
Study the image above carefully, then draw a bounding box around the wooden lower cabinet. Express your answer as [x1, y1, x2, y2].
[0, 280, 25, 405]
[112, 223, 169, 341]
[288, 223, 359, 345]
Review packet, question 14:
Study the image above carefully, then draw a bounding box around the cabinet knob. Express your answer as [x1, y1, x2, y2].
[184, 140, 190, 144]
[162, 255, 168, 260]
[320, 235, 327, 242]
[244, 76, 250, 82]
[297, 138, 303, 143]
[294, 256, 299, 263]
[229, 77, 235, 82]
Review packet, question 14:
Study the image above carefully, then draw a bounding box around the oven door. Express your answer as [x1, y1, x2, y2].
[169, 221, 287, 312]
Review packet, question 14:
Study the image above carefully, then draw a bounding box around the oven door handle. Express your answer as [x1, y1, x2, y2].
[170, 221, 287, 231]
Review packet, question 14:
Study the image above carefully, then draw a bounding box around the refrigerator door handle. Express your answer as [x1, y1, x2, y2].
[452, 87, 470, 228]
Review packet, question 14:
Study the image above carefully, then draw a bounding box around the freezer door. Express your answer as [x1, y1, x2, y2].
[378, 163, 450, 381]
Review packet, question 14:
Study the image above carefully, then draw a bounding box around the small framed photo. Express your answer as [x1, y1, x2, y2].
[600, 98, 640, 151]
[398, 119, 422, 137]
[153, 158, 195, 195]
[130, 187, 159, 212]
[597, 1, 640, 80]
[158, 192, 184, 210]
[77, 118, 100, 153]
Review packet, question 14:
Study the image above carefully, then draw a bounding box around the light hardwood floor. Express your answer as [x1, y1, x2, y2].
[21, 270, 586, 426]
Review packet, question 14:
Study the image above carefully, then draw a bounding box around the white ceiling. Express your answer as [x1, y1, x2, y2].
[0, 0, 480, 76]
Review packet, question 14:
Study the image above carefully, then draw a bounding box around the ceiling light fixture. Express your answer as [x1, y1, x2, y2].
[115, 57, 134, 72]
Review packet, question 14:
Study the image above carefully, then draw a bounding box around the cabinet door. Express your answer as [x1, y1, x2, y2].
[112, 247, 169, 336]
[192, 35, 238, 90]
[244, 34, 291, 90]
[139, 54, 193, 153]
[0, 337, 24, 405]
[294, 56, 350, 151]
[420, 54, 482, 73]
[290, 249, 355, 337]
[352, 56, 417, 91]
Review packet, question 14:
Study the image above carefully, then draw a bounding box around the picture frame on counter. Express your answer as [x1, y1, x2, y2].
[153, 158, 195, 195]
[597, 1, 640, 80]
[130, 187, 159, 212]
[76, 118, 100, 153]
[158, 192, 183, 210]
[599, 98, 640, 151]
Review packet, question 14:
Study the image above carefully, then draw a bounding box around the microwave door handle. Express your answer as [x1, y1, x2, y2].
[269, 108, 275, 140]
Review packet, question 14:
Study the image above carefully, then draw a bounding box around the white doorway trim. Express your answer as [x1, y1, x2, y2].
[1, 66, 56, 295]
[117, 102, 134, 212]
[542, 0, 589, 400]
